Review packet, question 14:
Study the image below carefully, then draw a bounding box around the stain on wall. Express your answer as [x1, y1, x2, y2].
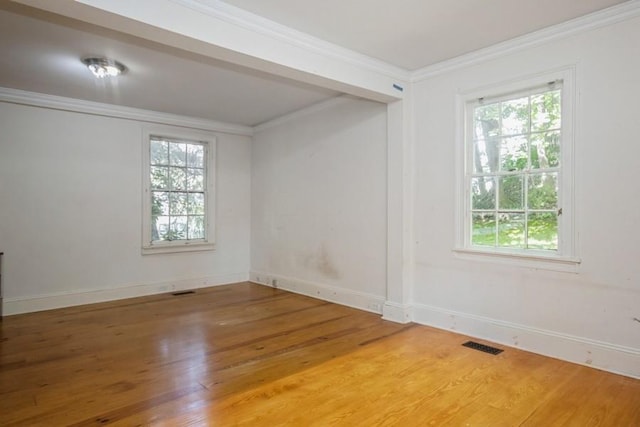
[299, 243, 340, 280]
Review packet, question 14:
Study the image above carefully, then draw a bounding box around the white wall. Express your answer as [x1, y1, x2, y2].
[250, 97, 388, 312]
[412, 16, 640, 376]
[0, 102, 251, 314]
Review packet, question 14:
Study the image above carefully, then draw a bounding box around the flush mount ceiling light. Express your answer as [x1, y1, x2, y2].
[81, 57, 126, 78]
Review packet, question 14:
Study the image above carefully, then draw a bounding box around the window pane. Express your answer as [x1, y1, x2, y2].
[169, 167, 187, 190]
[500, 136, 528, 171]
[498, 213, 525, 248]
[170, 193, 188, 215]
[472, 213, 495, 246]
[169, 142, 187, 166]
[528, 173, 558, 209]
[531, 90, 561, 132]
[499, 175, 523, 210]
[531, 131, 560, 169]
[187, 144, 205, 168]
[188, 193, 205, 215]
[154, 215, 170, 242]
[150, 139, 168, 165]
[187, 168, 205, 191]
[168, 216, 187, 240]
[151, 191, 169, 216]
[501, 97, 529, 136]
[474, 103, 500, 139]
[188, 215, 205, 240]
[150, 166, 168, 190]
[472, 177, 495, 209]
[473, 137, 499, 173]
[527, 212, 558, 250]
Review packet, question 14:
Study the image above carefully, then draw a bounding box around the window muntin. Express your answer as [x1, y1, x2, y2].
[467, 83, 562, 252]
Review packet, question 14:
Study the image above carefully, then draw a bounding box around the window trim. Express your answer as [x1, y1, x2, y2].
[141, 125, 216, 255]
[454, 68, 580, 271]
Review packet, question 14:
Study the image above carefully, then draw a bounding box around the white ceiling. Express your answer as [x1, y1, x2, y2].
[0, 1, 631, 127]
[0, 3, 339, 127]
[223, 0, 629, 70]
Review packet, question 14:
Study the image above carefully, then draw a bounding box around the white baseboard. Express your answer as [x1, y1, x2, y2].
[413, 303, 640, 379]
[249, 271, 385, 315]
[2, 272, 249, 315]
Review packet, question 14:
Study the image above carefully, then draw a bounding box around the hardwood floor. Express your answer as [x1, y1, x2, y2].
[1, 282, 639, 426]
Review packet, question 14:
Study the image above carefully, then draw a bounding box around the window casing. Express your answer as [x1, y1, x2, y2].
[456, 70, 578, 268]
[142, 127, 216, 254]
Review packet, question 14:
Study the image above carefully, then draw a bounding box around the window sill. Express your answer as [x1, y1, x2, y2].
[452, 247, 581, 273]
[142, 242, 215, 255]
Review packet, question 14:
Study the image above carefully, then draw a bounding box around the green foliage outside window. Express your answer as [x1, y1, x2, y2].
[150, 137, 206, 242]
[470, 87, 561, 251]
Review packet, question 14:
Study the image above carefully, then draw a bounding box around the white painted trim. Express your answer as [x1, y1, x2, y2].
[34, 0, 403, 101]
[385, 97, 415, 317]
[0, 87, 254, 136]
[402, 92, 416, 304]
[253, 95, 353, 133]
[141, 242, 216, 255]
[249, 271, 385, 315]
[172, 0, 410, 82]
[382, 301, 413, 324]
[413, 303, 640, 380]
[452, 248, 580, 273]
[2, 273, 249, 316]
[411, 0, 640, 81]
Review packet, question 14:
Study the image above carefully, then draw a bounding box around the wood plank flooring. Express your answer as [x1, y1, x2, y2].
[1, 282, 639, 426]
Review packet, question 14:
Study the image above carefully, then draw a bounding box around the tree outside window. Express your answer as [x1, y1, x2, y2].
[469, 84, 561, 251]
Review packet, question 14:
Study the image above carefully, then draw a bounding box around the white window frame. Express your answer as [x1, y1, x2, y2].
[454, 68, 580, 271]
[142, 125, 216, 255]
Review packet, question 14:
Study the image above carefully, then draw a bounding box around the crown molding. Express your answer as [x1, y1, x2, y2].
[171, 0, 410, 83]
[411, 0, 640, 82]
[0, 87, 253, 136]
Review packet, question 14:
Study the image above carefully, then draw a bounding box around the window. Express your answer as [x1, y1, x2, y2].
[142, 127, 216, 254]
[457, 71, 577, 267]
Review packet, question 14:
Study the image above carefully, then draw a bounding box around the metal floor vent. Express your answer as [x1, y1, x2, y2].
[171, 290, 195, 296]
[462, 341, 504, 355]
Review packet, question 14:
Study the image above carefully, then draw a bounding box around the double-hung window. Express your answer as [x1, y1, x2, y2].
[458, 71, 577, 267]
[142, 127, 216, 254]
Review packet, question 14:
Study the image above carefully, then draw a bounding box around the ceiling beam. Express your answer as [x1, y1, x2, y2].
[12, 0, 409, 103]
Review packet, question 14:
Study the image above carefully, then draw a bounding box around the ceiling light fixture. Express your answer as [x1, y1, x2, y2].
[81, 57, 126, 78]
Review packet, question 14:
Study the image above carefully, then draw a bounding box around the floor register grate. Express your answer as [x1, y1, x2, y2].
[462, 341, 504, 355]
